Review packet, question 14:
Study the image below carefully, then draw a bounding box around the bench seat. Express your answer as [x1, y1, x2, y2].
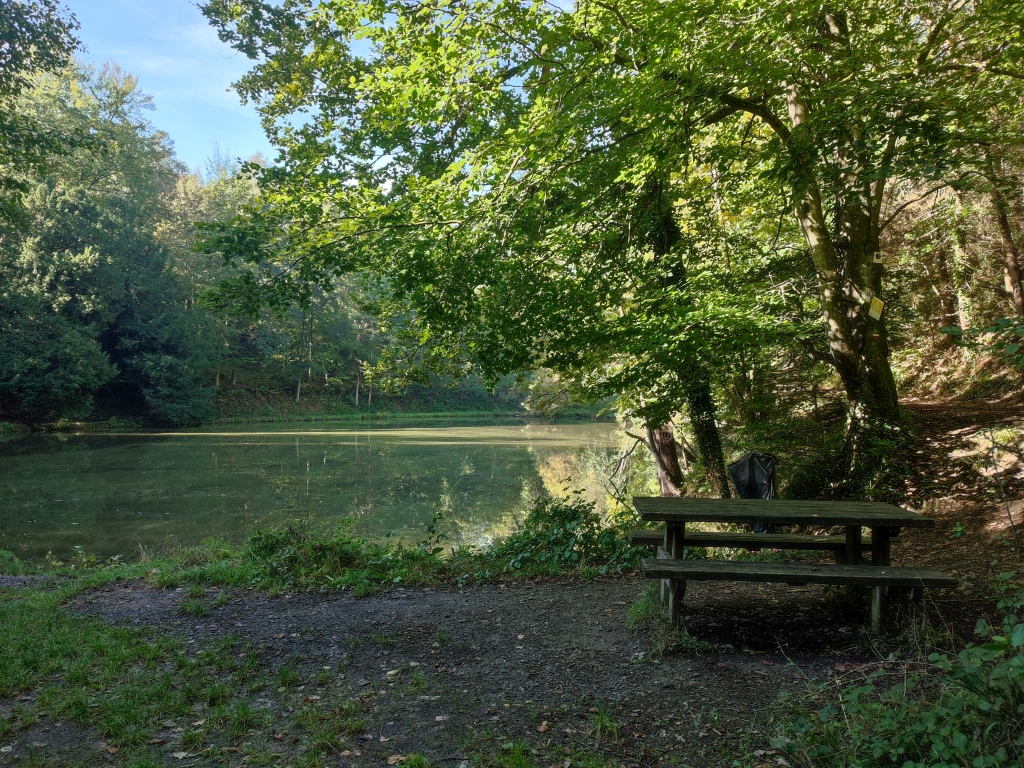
[641, 558, 957, 589]
[629, 529, 872, 552]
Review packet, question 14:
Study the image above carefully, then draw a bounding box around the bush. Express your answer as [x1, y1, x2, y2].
[772, 573, 1024, 767]
[490, 495, 642, 573]
[243, 523, 366, 587]
[0, 549, 25, 576]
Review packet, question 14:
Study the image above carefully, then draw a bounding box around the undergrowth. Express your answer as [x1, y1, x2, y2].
[31, 495, 647, 597]
[769, 573, 1024, 768]
[625, 581, 712, 657]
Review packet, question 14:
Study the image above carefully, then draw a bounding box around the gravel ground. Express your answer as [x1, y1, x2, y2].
[0, 575, 880, 767]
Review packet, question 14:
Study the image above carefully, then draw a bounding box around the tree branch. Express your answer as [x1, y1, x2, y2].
[797, 338, 836, 368]
[717, 94, 792, 143]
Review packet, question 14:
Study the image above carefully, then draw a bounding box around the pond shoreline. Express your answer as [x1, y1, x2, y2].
[9, 409, 612, 434]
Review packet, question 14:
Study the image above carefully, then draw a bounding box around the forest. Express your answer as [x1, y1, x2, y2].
[4, 0, 1023, 492]
[0, 52, 521, 427]
[2, 2, 1024, 767]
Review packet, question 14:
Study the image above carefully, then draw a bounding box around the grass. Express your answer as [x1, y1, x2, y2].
[625, 582, 712, 657]
[0, 499, 663, 766]
[0, 572, 383, 765]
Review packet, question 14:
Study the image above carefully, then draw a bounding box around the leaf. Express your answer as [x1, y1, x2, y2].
[387, 756, 405, 765]
[537, 721, 550, 733]
[1011, 624, 1024, 647]
[172, 752, 190, 760]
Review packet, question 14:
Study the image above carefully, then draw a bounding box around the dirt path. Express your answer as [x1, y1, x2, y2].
[29, 577, 853, 768]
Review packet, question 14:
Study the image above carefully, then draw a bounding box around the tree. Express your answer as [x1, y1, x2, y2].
[0, 0, 80, 225]
[0, 63, 224, 424]
[202, 0, 1024, 470]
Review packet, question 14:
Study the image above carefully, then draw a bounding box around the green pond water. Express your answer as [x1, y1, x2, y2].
[0, 419, 625, 562]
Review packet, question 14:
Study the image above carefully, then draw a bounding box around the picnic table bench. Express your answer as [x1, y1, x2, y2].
[632, 497, 957, 632]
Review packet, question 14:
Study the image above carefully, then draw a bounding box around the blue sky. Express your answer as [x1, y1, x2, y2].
[68, 0, 274, 171]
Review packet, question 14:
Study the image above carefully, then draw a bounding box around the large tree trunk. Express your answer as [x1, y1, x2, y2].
[787, 85, 900, 438]
[684, 378, 731, 498]
[987, 174, 1024, 315]
[646, 424, 684, 496]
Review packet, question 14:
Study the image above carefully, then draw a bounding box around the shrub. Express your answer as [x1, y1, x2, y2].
[243, 523, 364, 587]
[489, 495, 642, 573]
[772, 574, 1024, 767]
[0, 549, 24, 576]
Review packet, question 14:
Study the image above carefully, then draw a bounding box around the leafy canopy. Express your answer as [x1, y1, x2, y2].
[200, 0, 1024, 420]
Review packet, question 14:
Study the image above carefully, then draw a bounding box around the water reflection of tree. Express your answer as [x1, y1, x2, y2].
[0, 424, 629, 560]
[532, 431, 659, 523]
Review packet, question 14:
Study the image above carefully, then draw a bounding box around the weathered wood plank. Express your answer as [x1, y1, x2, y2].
[629, 530, 872, 551]
[634, 497, 934, 528]
[640, 559, 957, 589]
[869, 526, 894, 632]
[845, 525, 862, 566]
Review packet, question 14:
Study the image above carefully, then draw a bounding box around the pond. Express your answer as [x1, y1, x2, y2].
[0, 419, 631, 562]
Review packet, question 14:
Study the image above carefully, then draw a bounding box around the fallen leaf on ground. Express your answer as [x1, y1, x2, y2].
[106, 747, 118, 755]
[0, 747, 13, 754]
[191, 719, 205, 726]
[387, 755, 405, 765]
[148, 739, 164, 745]
[537, 721, 549, 733]
[172, 752, 190, 759]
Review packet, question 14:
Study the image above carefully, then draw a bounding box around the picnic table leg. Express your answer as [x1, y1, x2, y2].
[843, 525, 862, 566]
[658, 522, 686, 625]
[870, 526, 892, 632]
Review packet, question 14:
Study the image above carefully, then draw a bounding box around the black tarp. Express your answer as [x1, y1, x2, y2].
[727, 451, 778, 533]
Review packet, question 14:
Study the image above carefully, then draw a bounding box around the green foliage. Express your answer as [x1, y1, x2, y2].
[0, 0, 80, 224]
[199, 0, 1024, 449]
[490, 495, 642, 574]
[772, 574, 1024, 767]
[244, 523, 364, 588]
[945, 318, 1024, 370]
[0, 550, 25, 576]
[0, 287, 116, 419]
[146, 492, 639, 595]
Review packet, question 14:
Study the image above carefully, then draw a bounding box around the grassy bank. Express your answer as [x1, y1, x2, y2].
[0, 498, 645, 768]
[27, 408, 610, 433]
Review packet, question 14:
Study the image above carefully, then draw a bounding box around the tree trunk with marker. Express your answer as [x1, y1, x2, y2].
[787, 85, 900, 449]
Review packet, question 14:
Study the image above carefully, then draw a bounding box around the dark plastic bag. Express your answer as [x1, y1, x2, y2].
[727, 452, 778, 533]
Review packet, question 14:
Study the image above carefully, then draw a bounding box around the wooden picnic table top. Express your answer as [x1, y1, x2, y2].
[633, 497, 934, 528]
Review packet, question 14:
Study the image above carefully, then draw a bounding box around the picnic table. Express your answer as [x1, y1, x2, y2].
[631, 497, 957, 632]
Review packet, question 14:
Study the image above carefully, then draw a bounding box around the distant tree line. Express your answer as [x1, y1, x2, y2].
[0, 3, 521, 425]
